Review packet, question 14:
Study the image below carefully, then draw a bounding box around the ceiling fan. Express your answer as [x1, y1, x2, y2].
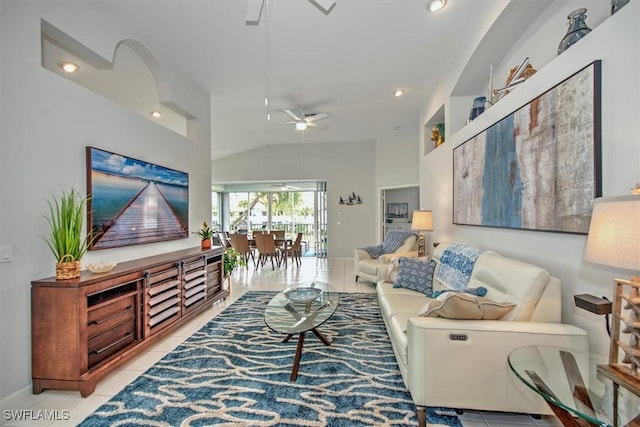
[246, 0, 336, 25]
[280, 109, 329, 132]
[271, 183, 301, 190]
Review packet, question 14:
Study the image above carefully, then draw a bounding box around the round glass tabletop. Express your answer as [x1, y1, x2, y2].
[508, 345, 612, 427]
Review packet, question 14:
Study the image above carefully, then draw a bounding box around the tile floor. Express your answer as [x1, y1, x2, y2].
[1, 257, 562, 427]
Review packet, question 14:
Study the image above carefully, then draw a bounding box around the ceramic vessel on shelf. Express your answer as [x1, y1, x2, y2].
[612, 0, 629, 14]
[468, 96, 486, 122]
[283, 287, 322, 303]
[558, 8, 591, 55]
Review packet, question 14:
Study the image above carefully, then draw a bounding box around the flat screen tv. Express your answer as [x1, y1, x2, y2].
[86, 146, 189, 250]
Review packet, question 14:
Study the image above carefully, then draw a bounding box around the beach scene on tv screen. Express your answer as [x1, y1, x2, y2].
[88, 147, 189, 249]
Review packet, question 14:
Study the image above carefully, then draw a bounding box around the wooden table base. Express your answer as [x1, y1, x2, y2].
[283, 328, 331, 381]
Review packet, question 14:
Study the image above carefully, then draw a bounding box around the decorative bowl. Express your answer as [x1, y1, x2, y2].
[85, 262, 117, 274]
[283, 287, 322, 303]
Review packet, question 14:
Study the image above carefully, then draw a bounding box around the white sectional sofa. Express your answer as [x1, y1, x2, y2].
[376, 242, 589, 426]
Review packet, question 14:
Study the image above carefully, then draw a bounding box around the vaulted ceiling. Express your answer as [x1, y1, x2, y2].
[51, 1, 554, 160]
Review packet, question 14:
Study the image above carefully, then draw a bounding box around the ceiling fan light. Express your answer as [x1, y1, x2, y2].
[427, 0, 446, 12]
[296, 121, 307, 131]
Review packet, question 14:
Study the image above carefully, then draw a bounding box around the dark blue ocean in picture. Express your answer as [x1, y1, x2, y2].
[481, 113, 523, 228]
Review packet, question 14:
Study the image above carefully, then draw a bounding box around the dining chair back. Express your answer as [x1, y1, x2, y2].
[229, 233, 255, 267]
[285, 232, 304, 267]
[254, 233, 281, 270]
[217, 232, 231, 249]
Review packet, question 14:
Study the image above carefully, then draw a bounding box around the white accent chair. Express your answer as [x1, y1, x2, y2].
[354, 232, 418, 283]
[376, 242, 588, 426]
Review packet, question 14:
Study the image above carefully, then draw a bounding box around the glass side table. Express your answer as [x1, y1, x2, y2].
[508, 345, 612, 427]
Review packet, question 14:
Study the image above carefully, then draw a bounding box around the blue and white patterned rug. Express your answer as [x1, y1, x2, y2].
[79, 291, 461, 426]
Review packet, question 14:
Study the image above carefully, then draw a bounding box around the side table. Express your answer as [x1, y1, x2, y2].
[508, 345, 612, 426]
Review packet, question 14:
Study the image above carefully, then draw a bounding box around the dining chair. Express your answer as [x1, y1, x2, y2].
[283, 232, 303, 267]
[217, 232, 232, 250]
[229, 233, 255, 267]
[272, 230, 285, 240]
[254, 233, 281, 270]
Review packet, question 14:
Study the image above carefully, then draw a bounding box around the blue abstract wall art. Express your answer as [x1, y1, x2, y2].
[453, 60, 601, 234]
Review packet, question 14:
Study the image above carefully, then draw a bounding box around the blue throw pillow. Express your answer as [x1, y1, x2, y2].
[431, 286, 488, 299]
[393, 257, 436, 297]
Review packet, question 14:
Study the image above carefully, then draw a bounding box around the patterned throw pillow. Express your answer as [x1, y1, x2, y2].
[393, 257, 436, 297]
[383, 231, 417, 254]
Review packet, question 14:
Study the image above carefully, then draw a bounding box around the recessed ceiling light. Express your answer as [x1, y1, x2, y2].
[59, 62, 79, 73]
[394, 89, 405, 97]
[150, 111, 162, 118]
[427, 0, 446, 12]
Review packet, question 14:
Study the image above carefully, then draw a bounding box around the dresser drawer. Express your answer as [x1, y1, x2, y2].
[87, 294, 136, 339]
[87, 318, 135, 367]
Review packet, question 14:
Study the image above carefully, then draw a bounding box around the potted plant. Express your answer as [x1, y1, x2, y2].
[43, 188, 92, 280]
[223, 247, 245, 294]
[194, 221, 214, 249]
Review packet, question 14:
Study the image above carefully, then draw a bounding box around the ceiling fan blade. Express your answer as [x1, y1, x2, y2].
[284, 109, 302, 121]
[307, 121, 328, 129]
[304, 112, 328, 122]
[277, 120, 296, 125]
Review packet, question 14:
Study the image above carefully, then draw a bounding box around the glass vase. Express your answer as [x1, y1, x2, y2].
[558, 8, 592, 55]
[612, 0, 629, 15]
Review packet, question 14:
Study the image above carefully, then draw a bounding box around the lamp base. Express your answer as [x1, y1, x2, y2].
[417, 232, 425, 257]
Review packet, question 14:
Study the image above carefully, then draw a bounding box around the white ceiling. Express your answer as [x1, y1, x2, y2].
[57, 1, 552, 160]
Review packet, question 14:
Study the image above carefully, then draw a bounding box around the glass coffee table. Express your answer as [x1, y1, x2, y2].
[508, 345, 613, 427]
[264, 281, 339, 381]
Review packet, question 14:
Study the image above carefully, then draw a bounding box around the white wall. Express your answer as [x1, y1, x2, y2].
[419, 0, 639, 364]
[0, 2, 211, 400]
[375, 128, 419, 188]
[211, 141, 378, 258]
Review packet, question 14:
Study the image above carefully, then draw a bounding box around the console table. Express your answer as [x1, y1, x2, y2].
[31, 246, 225, 397]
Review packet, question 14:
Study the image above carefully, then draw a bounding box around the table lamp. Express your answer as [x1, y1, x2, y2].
[411, 210, 433, 257]
[584, 195, 640, 380]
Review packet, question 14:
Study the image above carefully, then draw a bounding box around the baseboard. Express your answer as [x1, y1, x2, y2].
[0, 383, 40, 413]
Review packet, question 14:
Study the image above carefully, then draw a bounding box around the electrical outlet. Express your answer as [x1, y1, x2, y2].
[0, 245, 13, 263]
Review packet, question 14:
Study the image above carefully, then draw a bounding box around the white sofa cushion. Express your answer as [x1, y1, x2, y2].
[469, 252, 550, 321]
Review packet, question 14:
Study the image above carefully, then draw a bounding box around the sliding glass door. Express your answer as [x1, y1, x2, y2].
[217, 183, 327, 257]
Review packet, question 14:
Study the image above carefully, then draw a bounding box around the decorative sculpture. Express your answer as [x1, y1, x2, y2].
[431, 125, 444, 148]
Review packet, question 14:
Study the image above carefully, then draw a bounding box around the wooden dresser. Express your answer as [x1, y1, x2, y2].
[31, 246, 225, 397]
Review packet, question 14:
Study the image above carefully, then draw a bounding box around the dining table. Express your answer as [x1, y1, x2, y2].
[249, 235, 294, 268]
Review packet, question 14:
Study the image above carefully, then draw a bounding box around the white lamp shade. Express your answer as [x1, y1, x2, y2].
[584, 195, 640, 272]
[411, 210, 433, 231]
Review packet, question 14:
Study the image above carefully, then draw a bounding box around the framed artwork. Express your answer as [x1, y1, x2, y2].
[386, 203, 409, 219]
[86, 146, 189, 250]
[453, 60, 601, 234]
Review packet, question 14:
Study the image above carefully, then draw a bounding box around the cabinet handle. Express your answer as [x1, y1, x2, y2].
[90, 332, 133, 355]
[88, 306, 133, 325]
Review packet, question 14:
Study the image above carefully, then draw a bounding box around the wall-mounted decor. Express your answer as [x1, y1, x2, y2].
[453, 60, 601, 234]
[86, 146, 189, 249]
[339, 192, 362, 205]
[386, 202, 409, 219]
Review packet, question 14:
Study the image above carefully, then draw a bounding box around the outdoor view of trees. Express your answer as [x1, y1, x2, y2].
[211, 189, 326, 257]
